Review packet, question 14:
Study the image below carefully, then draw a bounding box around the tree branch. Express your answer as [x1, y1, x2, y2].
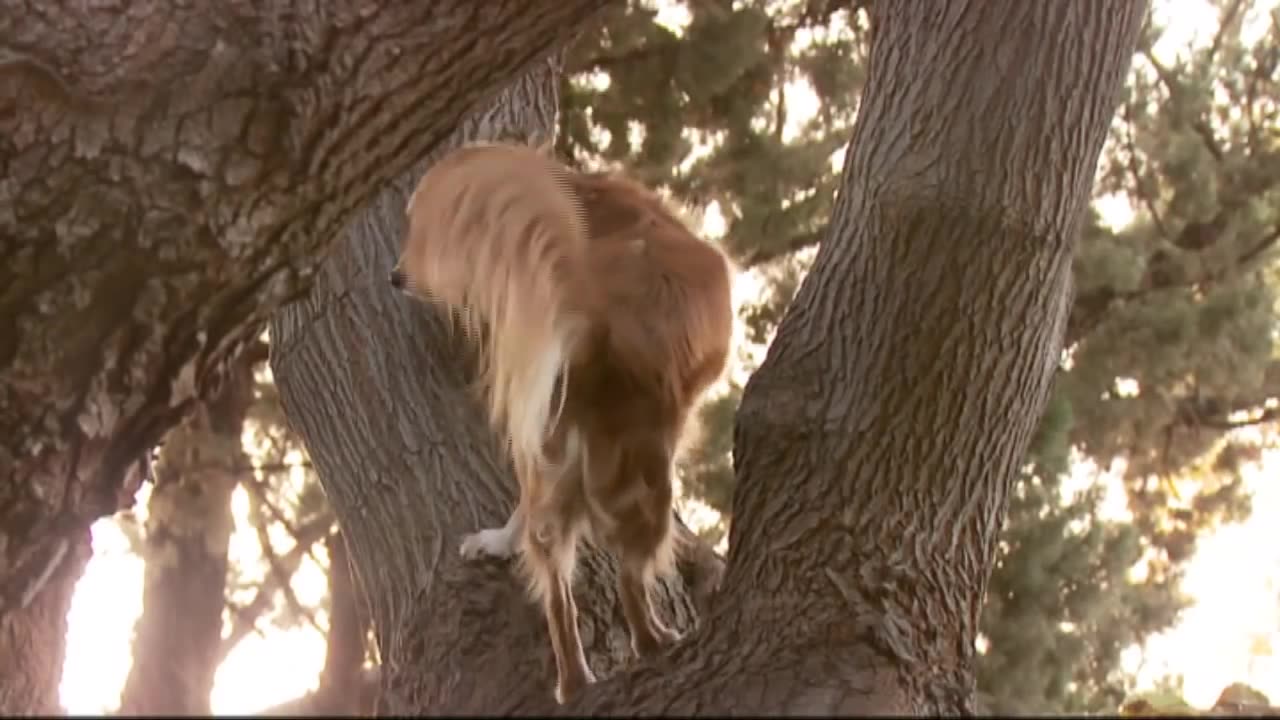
[1170, 379, 1280, 433]
[1119, 101, 1170, 240]
[258, 531, 377, 717]
[739, 229, 825, 269]
[219, 513, 334, 663]
[687, 1, 1145, 714]
[1207, 0, 1247, 63]
[1, 1, 616, 664]
[252, 461, 315, 475]
[240, 471, 328, 568]
[1068, 220, 1280, 345]
[250, 512, 326, 637]
[1140, 48, 1225, 163]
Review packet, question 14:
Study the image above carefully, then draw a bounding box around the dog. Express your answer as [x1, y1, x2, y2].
[391, 141, 733, 703]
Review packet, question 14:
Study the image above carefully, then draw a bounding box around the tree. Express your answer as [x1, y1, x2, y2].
[117, 348, 259, 715]
[0, 2, 611, 713]
[561, 0, 1280, 712]
[257, 531, 378, 716]
[97, 2, 1280, 700]
[113, 339, 373, 715]
[269, 1, 1146, 713]
[556, 0, 865, 266]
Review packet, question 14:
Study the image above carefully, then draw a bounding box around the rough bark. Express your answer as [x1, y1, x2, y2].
[116, 351, 258, 715]
[0, 1, 612, 713]
[690, 2, 1146, 713]
[0, 528, 91, 716]
[276, 0, 1147, 715]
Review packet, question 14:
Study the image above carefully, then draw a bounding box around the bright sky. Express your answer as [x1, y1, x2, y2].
[59, 0, 1279, 714]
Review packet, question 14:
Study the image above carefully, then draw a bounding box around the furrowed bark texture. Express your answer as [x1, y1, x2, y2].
[270, 56, 725, 715]
[117, 352, 257, 716]
[508, 1, 1145, 716]
[0, 1, 611, 712]
[695, 1, 1147, 714]
[0, 529, 91, 716]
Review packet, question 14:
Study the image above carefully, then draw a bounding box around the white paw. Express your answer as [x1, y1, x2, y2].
[459, 526, 517, 561]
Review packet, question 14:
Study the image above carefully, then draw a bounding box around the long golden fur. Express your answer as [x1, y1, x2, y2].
[392, 141, 734, 703]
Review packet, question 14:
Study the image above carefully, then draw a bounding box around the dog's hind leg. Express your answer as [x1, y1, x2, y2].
[520, 501, 594, 703]
[589, 433, 682, 660]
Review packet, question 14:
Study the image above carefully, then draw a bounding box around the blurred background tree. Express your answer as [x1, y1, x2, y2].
[75, 0, 1279, 714]
[111, 340, 375, 715]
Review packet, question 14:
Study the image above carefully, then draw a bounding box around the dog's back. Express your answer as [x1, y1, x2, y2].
[561, 170, 733, 520]
[399, 142, 591, 468]
[550, 170, 734, 658]
[569, 171, 733, 422]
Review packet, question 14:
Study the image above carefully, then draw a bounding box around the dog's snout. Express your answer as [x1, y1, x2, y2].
[389, 268, 406, 290]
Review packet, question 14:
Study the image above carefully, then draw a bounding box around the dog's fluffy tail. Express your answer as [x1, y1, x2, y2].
[401, 143, 592, 472]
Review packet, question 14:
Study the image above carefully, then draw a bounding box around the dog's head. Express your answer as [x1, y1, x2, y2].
[388, 150, 475, 304]
[389, 138, 557, 300]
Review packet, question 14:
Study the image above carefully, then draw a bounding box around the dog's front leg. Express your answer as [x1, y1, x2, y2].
[459, 505, 524, 560]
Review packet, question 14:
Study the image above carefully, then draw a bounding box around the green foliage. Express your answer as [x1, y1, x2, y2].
[739, 250, 810, 346]
[1028, 390, 1077, 480]
[1051, 0, 1280, 581]
[677, 382, 742, 521]
[979, 473, 1188, 714]
[556, 0, 1280, 714]
[557, 0, 864, 264]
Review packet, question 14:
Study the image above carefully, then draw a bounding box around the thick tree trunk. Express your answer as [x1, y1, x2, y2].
[0, 530, 91, 716]
[0, 2, 613, 712]
[679, 2, 1146, 714]
[117, 351, 258, 715]
[275, 0, 1146, 716]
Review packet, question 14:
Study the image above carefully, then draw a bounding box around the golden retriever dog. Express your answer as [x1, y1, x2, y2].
[391, 141, 733, 703]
